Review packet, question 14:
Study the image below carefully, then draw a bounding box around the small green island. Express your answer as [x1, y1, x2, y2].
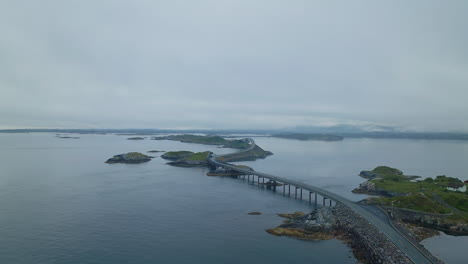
[161, 151, 212, 167]
[105, 152, 153, 164]
[354, 166, 468, 235]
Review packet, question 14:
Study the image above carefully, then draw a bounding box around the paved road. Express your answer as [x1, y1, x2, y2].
[208, 139, 438, 264]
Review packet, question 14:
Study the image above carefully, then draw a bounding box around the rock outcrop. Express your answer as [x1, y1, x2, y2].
[266, 208, 336, 240]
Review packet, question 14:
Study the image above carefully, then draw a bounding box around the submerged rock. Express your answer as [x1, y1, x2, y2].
[105, 152, 153, 164]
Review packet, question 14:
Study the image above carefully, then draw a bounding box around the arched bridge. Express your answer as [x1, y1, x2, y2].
[208, 138, 439, 264]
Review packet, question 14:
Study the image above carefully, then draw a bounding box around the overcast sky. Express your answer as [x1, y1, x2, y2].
[1, 0, 467, 131]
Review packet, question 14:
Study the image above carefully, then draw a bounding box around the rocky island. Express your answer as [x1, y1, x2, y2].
[353, 166, 468, 236]
[105, 152, 153, 164]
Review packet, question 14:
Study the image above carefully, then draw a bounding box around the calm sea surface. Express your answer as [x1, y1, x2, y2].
[0, 133, 467, 263]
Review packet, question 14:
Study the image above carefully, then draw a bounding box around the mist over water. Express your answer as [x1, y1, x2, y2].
[0, 133, 467, 263]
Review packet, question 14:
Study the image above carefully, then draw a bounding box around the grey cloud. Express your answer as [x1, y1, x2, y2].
[1, 0, 467, 131]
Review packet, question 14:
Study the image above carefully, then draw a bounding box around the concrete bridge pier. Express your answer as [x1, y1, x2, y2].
[288, 185, 291, 196]
[323, 197, 327, 206]
[272, 181, 277, 192]
[208, 163, 217, 171]
[300, 188, 303, 200]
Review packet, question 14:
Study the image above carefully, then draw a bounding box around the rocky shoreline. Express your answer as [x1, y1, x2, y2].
[266, 206, 443, 264]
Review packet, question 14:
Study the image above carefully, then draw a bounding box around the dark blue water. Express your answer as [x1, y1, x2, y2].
[1, 133, 467, 263]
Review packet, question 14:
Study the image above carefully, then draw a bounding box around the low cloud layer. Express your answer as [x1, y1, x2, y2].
[1, 0, 467, 131]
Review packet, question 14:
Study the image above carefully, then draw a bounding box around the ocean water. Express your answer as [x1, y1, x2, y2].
[0, 133, 355, 264]
[0, 133, 467, 263]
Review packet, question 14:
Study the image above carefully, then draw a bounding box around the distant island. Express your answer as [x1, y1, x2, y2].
[2, 129, 468, 141]
[271, 133, 343, 141]
[151, 134, 250, 149]
[157, 135, 273, 167]
[56, 134, 79, 139]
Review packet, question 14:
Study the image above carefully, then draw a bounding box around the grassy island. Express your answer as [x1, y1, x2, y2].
[162, 151, 212, 167]
[105, 152, 153, 164]
[355, 166, 468, 225]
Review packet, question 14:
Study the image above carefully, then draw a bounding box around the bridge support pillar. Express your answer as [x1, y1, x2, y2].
[329, 199, 332, 207]
[323, 197, 326, 206]
[272, 181, 277, 192]
[295, 187, 299, 199]
[300, 188, 302, 200]
[315, 193, 318, 207]
[288, 185, 291, 196]
[309, 192, 312, 203]
[257, 176, 259, 185]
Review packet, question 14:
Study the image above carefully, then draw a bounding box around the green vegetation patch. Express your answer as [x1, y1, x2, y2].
[372, 166, 403, 176]
[374, 194, 451, 214]
[365, 166, 467, 217]
[439, 191, 468, 212]
[185, 151, 211, 161]
[161, 151, 194, 160]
